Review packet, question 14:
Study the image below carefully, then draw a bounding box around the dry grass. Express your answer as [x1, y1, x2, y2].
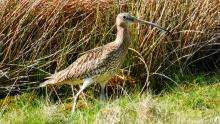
[0, 0, 219, 93]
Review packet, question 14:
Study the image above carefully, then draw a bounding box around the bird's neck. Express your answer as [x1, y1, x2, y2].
[115, 25, 130, 49]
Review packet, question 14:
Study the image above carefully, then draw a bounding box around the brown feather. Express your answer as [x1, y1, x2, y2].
[40, 13, 132, 87]
[40, 40, 128, 86]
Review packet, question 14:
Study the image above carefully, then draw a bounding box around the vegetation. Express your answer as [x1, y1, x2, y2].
[0, 0, 220, 123]
[0, 0, 219, 91]
[0, 74, 220, 123]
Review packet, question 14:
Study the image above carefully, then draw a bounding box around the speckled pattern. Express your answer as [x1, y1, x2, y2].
[40, 13, 131, 87]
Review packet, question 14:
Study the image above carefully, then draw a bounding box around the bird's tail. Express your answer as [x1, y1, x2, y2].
[39, 79, 54, 87]
[39, 82, 47, 87]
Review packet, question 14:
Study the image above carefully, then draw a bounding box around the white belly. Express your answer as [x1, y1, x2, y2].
[93, 70, 119, 84]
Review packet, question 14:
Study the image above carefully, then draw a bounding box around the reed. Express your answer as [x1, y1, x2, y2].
[0, 0, 219, 93]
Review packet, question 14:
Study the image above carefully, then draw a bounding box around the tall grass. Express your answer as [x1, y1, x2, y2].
[0, 0, 219, 93]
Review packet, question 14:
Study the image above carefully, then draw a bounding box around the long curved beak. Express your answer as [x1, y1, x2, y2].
[130, 17, 169, 33]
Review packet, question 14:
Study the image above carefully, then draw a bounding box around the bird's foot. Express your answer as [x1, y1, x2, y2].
[100, 93, 106, 101]
[71, 107, 75, 113]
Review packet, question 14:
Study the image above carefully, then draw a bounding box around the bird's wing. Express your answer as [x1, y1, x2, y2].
[40, 42, 117, 86]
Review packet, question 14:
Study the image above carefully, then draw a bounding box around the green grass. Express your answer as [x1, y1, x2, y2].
[1, 1, 220, 123]
[0, 74, 220, 124]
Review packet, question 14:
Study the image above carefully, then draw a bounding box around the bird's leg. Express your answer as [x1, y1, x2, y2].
[71, 78, 92, 113]
[100, 83, 107, 101]
[71, 85, 75, 98]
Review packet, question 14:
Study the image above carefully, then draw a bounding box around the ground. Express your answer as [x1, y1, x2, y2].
[0, 74, 220, 124]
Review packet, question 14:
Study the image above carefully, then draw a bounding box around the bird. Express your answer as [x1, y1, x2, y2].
[39, 13, 169, 112]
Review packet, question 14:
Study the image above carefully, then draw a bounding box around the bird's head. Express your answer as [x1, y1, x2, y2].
[116, 13, 169, 32]
[116, 13, 133, 26]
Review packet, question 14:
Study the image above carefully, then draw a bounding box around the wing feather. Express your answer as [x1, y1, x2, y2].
[40, 42, 117, 86]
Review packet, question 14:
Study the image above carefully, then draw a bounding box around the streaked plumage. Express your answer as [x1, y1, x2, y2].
[40, 13, 168, 112]
[41, 41, 128, 86]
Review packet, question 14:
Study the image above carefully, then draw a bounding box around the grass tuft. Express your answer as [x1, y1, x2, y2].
[0, 74, 219, 123]
[0, 0, 219, 92]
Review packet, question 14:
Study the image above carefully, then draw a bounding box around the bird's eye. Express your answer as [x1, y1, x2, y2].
[123, 16, 126, 19]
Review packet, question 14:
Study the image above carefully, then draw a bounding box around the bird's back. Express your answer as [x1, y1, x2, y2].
[40, 41, 128, 87]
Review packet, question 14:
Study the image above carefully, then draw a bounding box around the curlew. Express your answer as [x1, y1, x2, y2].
[40, 13, 169, 112]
